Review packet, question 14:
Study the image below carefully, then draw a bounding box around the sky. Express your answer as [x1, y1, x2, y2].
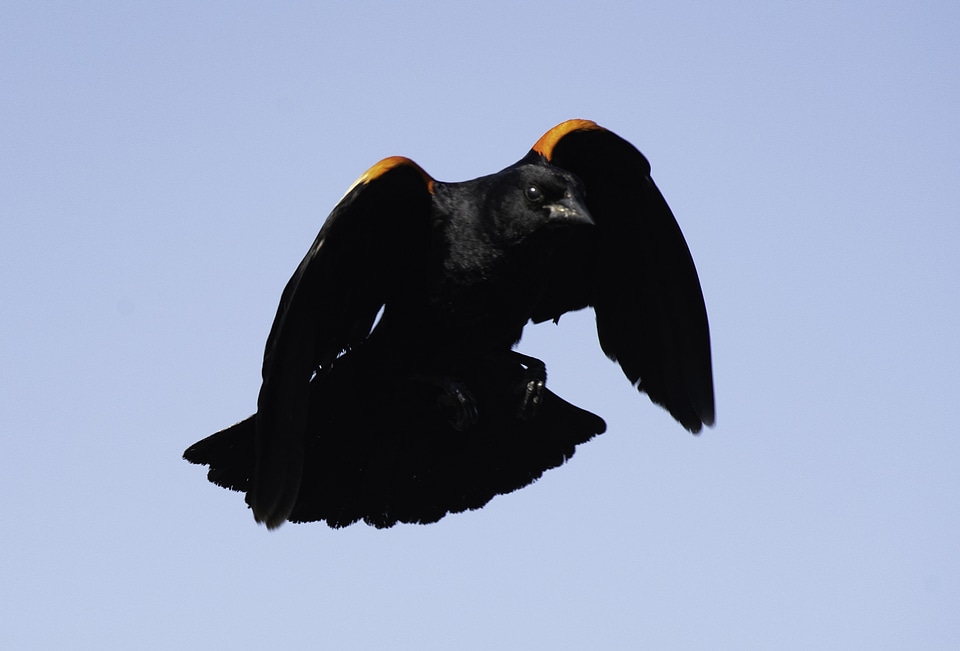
[2, 1, 958, 649]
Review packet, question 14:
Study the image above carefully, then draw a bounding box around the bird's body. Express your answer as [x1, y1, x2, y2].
[184, 120, 715, 529]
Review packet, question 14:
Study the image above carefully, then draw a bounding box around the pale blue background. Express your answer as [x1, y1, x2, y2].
[2, 2, 958, 649]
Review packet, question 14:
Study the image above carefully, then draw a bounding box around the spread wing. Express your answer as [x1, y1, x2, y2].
[529, 120, 715, 433]
[251, 157, 434, 527]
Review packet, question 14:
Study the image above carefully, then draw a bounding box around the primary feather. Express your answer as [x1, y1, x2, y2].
[184, 120, 714, 529]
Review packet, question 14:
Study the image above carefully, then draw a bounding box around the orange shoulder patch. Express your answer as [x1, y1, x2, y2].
[346, 156, 435, 196]
[531, 119, 604, 160]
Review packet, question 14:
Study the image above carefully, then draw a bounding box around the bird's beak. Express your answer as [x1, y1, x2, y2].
[549, 192, 594, 227]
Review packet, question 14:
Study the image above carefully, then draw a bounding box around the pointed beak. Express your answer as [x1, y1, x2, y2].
[548, 191, 594, 227]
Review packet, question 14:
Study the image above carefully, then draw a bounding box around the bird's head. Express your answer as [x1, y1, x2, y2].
[485, 162, 594, 247]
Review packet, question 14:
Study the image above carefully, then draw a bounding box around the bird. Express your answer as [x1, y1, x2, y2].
[184, 119, 714, 529]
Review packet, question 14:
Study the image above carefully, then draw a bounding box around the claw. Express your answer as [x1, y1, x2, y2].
[438, 381, 479, 431]
[410, 373, 480, 431]
[512, 352, 547, 421]
[518, 376, 545, 420]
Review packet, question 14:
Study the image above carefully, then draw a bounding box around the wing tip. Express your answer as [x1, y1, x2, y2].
[248, 483, 296, 530]
[688, 395, 717, 434]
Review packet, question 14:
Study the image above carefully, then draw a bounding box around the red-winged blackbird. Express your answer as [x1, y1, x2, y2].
[184, 119, 714, 529]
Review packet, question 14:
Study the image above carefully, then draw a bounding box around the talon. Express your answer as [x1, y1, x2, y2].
[512, 352, 547, 420]
[518, 377, 545, 420]
[410, 373, 478, 431]
[438, 382, 479, 431]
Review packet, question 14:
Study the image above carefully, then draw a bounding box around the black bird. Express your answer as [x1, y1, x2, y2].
[184, 119, 714, 529]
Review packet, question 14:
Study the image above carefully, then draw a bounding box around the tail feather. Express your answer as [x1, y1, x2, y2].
[183, 356, 606, 528]
[183, 416, 255, 493]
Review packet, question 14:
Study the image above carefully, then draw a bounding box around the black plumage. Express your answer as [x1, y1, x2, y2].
[184, 119, 714, 529]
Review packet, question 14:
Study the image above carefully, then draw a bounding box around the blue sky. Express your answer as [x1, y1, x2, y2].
[2, 2, 958, 648]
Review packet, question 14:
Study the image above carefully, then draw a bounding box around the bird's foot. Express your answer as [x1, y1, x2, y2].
[438, 379, 479, 431]
[411, 374, 479, 431]
[512, 353, 547, 421]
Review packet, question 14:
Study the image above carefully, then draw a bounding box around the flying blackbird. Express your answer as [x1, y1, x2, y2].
[184, 119, 714, 529]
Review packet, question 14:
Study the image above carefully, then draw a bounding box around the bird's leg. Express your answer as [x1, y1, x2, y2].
[509, 351, 547, 421]
[438, 379, 479, 431]
[409, 373, 479, 431]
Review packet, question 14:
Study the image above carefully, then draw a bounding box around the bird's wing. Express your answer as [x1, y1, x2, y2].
[251, 157, 435, 527]
[530, 120, 715, 433]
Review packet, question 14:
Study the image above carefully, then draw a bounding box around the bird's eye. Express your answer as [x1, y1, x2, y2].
[524, 183, 544, 203]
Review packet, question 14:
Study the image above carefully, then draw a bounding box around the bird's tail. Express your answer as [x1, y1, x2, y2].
[183, 416, 256, 493]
